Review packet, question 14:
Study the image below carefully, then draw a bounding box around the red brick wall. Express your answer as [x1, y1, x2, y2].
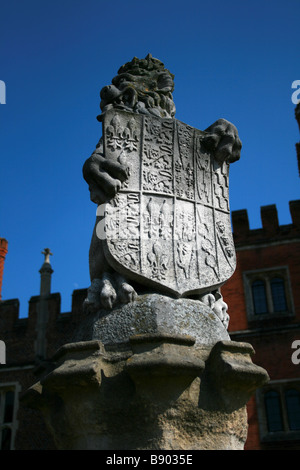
[223, 240, 300, 332]
[223, 200, 300, 450]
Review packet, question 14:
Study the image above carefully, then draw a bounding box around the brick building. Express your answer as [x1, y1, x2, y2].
[223, 200, 300, 450]
[222, 102, 300, 450]
[0, 247, 89, 449]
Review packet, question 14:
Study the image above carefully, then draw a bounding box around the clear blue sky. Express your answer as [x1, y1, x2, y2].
[0, 0, 299, 317]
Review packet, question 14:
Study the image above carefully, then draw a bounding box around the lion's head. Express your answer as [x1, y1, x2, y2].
[98, 54, 176, 120]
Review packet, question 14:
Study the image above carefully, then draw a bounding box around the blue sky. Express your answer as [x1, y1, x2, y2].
[0, 0, 299, 317]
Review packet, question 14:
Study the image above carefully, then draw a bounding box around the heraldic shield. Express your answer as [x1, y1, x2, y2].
[101, 109, 236, 297]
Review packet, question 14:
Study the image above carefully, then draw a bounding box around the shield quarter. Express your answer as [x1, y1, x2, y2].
[101, 109, 236, 297]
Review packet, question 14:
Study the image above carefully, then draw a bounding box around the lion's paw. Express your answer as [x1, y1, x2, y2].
[84, 274, 137, 313]
[117, 281, 137, 304]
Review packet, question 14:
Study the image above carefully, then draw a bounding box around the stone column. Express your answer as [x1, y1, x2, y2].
[23, 294, 269, 450]
[35, 249, 54, 358]
[39, 248, 53, 296]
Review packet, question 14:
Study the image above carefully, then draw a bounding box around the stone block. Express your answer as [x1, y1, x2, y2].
[74, 294, 230, 347]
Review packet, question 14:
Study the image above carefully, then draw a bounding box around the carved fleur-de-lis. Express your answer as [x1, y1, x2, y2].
[147, 241, 169, 281]
[123, 118, 138, 152]
[106, 115, 123, 150]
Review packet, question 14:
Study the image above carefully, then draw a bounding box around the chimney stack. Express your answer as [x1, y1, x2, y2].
[0, 238, 8, 300]
[36, 248, 53, 359]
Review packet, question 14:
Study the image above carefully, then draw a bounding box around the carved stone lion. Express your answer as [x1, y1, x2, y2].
[82, 54, 242, 316]
[99, 53, 176, 119]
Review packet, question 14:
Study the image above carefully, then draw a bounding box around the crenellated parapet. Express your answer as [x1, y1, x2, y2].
[0, 289, 87, 365]
[232, 200, 300, 247]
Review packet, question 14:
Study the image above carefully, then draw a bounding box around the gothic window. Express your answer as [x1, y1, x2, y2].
[0, 385, 19, 450]
[252, 280, 268, 315]
[243, 267, 293, 321]
[264, 390, 283, 432]
[271, 277, 287, 312]
[257, 380, 300, 442]
[285, 389, 300, 431]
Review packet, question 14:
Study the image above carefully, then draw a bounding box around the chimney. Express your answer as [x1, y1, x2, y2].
[0, 238, 8, 300]
[39, 248, 53, 296]
[35, 248, 53, 359]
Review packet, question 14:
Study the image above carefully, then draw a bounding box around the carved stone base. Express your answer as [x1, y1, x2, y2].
[23, 297, 269, 450]
[73, 293, 230, 347]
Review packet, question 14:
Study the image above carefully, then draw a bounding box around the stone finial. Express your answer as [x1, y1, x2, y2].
[39, 248, 53, 296]
[41, 248, 53, 264]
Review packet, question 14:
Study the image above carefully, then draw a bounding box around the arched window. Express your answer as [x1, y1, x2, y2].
[252, 280, 268, 314]
[264, 390, 283, 432]
[271, 277, 287, 312]
[285, 389, 300, 431]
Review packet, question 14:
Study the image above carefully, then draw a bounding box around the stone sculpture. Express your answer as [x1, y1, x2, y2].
[23, 55, 269, 451]
[82, 54, 242, 326]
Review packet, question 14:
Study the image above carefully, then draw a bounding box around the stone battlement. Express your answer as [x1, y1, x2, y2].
[0, 289, 87, 365]
[231, 200, 300, 247]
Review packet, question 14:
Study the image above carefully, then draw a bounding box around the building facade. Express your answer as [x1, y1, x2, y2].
[223, 200, 300, 450]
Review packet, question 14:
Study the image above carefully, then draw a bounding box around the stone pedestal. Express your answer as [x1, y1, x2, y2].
[23, 294, 269, 450]
[74, 294, 231, 346]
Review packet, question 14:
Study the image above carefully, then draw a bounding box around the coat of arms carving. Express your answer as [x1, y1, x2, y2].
[102, 108, 236, 297]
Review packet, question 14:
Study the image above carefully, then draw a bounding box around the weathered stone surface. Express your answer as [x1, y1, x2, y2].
[74, 294, 230, 347]
[23, 334, 269, 450]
